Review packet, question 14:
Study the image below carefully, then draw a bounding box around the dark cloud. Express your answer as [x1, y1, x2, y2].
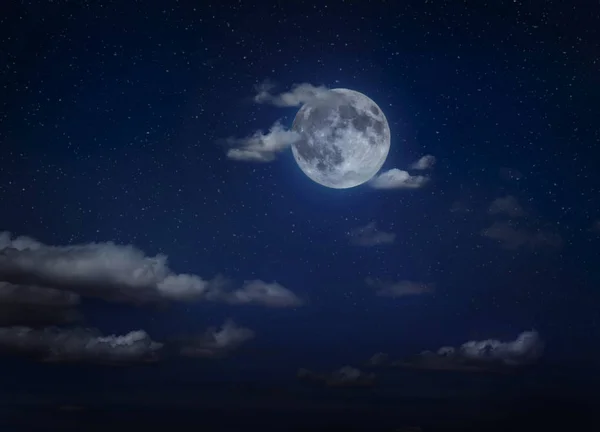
[366, 277, 433, 298]
[348, 222, 396, 247]
[297, 366, 375, 387]
[590, 220, 600, 234]
[488, 195, 526, 218]
[179, 319, 255, 358]
[0, 326, 162, 364]
[0, 232, 302, 308]
[0, 282, 82, 327]
[0, 305, 82, 327]
[0, 282, 80, 307]
[481, 221, 562, 250]
[365, 352, 390, 367]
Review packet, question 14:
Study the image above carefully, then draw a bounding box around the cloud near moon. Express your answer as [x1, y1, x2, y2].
[223, 81, 437, 192]
[225, 121, 300, 163]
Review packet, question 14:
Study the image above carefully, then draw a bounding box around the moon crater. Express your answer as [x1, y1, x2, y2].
[291, 89, 390, 189]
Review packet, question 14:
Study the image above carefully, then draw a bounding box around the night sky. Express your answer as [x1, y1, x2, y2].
[1, 0, 600, 428]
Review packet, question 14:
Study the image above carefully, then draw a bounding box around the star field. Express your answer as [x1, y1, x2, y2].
[1, 1, 599, 428]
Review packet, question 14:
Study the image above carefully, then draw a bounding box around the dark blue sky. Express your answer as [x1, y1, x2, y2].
[1, 0, 599, 402]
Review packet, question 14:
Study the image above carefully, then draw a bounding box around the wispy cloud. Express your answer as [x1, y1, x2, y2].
[366, 352, 390, 367]
[212, 280, 304, 308]
[369, 169, 429, 189]
[481, 221, 562, 250]
[410, 154, 436, 170]
[225, 121, 299, 162]
[179, 319, 255, 358]
[0, 326, 162, 364]
[298, 366, 375, 387]
[366, 277, 434, 298]
[488, 195, 526, 218]
[348, 222, 396, 247]
[254, 81, 330, 107]
[450, 200, 471, 214]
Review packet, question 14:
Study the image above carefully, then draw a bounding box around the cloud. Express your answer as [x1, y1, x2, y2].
[365, 352, 390, 367]
[254, 81, 330, 107]
[0, 282, 80, 307]
[297, 366, 375, 387]
[0, 326, 162, 364]
[179, 319, 255, 359]
[590, 220, 600, 234]
[0, 231, 211, 303]
[0, 282, 82, 326]
[225, 121, 300, 162]
[0, 305, 82, 327]
[328, 366, 375, 386]
[366, 277, 434, 298]
[481, 221, 562, 250]
[488, 195, 526, 218]
[369, 169, 429, 190]
[0, 232, 302, 307]
[348, 222, 396, 247]
[458, 331, 544, 366]
[213, 280, 304, 308]
[410, 155, 436, 170]
[396, 331, 544, 372]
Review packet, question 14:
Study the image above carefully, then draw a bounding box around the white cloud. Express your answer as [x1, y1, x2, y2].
[366, 277, 433, 298]
[215, 280, 304, 308]
[348, 222, 396, 247]
[225, 121, 300, 163]
[0, 326, 162, 364]
[481, 221, 562, 250]
[405, 331, 544, 370]
[488, 195, 526, 218]
[0, 232, 302, 307]
[459, 331, 544, 366]
[410, 155, 436, 170]
[369, 169, 429, 190]
[180, 319, 255, 358]
[254, 81, 330, 107]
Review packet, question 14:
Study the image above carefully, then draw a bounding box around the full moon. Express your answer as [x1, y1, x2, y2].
[291, 88, 390, 189]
